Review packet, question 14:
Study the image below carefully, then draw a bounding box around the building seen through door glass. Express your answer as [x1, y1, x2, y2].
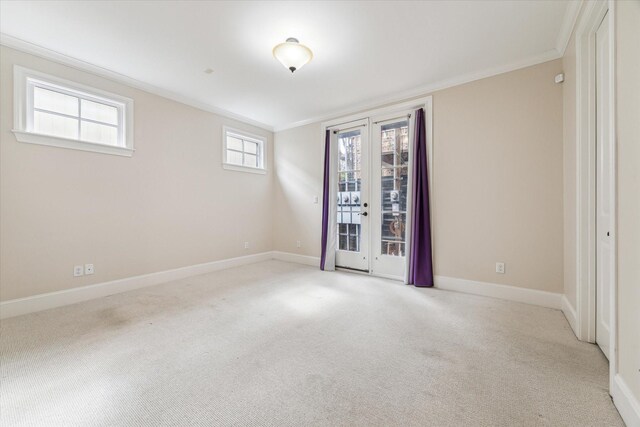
[337, 130, 362, 252]
[380, 121, 409, 256]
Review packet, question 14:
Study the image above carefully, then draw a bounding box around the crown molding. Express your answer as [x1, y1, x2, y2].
[0, 33, 274, 132]
[556, 0, 584, 55]
[2, 31, 567, 135]
[273, 48, 561, 132]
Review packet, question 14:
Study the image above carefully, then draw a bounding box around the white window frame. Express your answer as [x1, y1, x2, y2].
[222, 126, 267, 174]
[12, 65, 134, 157]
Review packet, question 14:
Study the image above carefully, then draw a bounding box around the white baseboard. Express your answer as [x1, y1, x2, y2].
[434, 276, 562, 309]
[271, 251, 320, 267]
[0, 252, 273, 319]
[270, 252, 562, 310]
[612, 374, 640, 427]
[561, 294, 579, 336]
[0, 251, 564, 319]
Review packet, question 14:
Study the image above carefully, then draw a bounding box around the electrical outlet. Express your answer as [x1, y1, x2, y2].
[496, 262, 505, 274]
[85, 264, 95, 275]
[313, 196, 319, 204]
[296, 240, 301, 248]
[244, 242, 249, 249]
[73, 265, 84, 277]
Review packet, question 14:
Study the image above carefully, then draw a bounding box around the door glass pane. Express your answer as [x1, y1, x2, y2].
[382, 213, 406, 256]
[338, 130, 361, 172]
[338, 171, 361, 191]
[380, 120, 409, 257]
[337, 129, 362, 252]
[381, 167, 408, 212]
[381, 124, 409, 167]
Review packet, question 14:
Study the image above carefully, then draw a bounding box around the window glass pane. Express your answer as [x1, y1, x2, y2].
[80, 121, 118, 146]
[227, 136, 243, 151]
[81, 99, 118, 125]
[227, 150, 243, 165]
[34, 86, 78, 117]
[34, 111, 79, 139]
[243, 153, 258, 168]
[244, 140, 258, 154]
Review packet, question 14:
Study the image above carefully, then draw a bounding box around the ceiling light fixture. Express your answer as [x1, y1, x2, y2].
[272, 38, 313, 73]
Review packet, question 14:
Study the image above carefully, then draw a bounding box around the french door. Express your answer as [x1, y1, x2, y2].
[334, 111, 414, 279]
[335, 120, 369, 271]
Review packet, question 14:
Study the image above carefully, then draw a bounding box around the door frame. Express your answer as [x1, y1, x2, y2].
[321, 96, 433, 280]
[573, 0, 617, 389]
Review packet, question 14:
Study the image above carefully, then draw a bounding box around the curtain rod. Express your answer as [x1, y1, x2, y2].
[332, 123, 367, 134]
[373, 113, 411, 125]
[330, 112, 412, 133]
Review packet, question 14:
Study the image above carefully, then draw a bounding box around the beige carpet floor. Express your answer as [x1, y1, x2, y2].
[0, 261, 623, 426]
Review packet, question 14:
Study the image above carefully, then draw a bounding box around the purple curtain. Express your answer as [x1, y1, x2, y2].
[320, 129, 331, 270]
[408, 108, 434, 287]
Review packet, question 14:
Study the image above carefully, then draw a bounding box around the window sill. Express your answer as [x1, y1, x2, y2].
[222, 163, 267, 175]
[12, 130, 134, 157]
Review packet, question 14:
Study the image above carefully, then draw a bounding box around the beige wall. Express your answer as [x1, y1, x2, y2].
[0, 46, 274, 301]
[275, 59, 564, 293]
[273, 122, 324, 257]
[1, 48, 565, 302]
[615, 0, 640, 407]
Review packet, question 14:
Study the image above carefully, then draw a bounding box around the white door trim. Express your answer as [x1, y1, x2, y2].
[573, 0, 617, 391]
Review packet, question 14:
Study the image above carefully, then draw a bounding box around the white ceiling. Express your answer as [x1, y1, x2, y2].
[0, 1, 574, 131]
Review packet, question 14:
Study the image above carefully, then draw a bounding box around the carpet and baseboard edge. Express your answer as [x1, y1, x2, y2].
[0, 252, 274, 319]
[612, 374, 640, 427]
[1, 250, 563, 319]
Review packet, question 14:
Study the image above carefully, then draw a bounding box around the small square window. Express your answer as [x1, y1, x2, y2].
[222, 127, 266, 174]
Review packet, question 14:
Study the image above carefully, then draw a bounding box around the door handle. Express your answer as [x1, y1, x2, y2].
[362, 212, 368, 217]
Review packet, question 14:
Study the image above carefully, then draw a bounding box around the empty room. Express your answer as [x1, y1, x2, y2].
[0, 1, 638, 426]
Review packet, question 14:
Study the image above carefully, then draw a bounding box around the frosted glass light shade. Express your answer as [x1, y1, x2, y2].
[272, 38, 313, 73]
